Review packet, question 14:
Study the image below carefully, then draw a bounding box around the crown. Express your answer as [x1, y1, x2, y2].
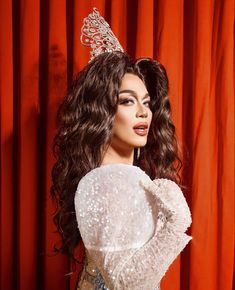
[80, 8, 124, 61]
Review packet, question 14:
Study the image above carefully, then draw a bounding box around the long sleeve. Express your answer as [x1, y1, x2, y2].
[75, 164, 192, 290]
[115, 178, 192, 289]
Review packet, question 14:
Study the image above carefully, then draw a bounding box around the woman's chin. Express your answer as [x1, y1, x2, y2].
[131, 139, 147, 148]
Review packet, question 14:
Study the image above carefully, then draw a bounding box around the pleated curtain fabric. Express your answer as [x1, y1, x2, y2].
[0, 1, 234, 290]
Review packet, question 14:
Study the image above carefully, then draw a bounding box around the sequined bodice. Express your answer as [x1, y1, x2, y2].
[75, 164, 192, 290]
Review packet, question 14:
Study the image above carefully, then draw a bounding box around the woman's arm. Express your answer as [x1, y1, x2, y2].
[112, 178, 192, 289]
[75, 167, 192, 290]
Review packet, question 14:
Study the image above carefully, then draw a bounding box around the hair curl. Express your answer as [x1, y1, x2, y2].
[51, 51, 182, 262]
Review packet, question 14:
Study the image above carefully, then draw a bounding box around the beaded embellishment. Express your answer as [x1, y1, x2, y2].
[80, 8, 124, 61]
[94, 269, 109, 290]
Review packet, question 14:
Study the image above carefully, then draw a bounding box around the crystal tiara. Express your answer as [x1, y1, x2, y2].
[80, 8, 124, 61]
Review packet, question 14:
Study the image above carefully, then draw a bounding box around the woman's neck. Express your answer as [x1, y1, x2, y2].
[101, 144, 134, 165]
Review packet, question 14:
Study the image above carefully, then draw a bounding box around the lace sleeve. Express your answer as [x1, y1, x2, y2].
[75, 165, 192, 290]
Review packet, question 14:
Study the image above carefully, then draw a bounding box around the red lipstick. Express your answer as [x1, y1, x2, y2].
[133, 122, 148, 136]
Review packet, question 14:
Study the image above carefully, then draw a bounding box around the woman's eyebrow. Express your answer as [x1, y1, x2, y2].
[118, 89, 150, 99]
[119, 89, 136, 95]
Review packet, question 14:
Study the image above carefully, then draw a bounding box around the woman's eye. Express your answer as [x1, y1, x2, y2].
[119, 99, 134, 105]
[143, 100, 151, 107]
[118, 97, 151, 107]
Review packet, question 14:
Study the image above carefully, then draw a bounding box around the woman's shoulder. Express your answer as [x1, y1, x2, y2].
[78, 163, 149, 187]
[74, 164, 183, 213]
[75, 163, 180, 195]
[75, 164, 155, 250]
[75, 163, 151, 204]
[86, 163, 146, 176]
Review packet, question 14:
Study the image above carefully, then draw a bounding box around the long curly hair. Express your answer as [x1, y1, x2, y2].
[51, 51, 182, 262]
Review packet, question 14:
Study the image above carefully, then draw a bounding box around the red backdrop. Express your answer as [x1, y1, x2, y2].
[0, 1, 234, 290]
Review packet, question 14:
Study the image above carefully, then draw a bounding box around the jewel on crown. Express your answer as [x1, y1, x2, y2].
[80, 8, 124, 61]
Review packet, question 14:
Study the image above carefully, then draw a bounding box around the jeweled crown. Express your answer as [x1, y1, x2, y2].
[80, 8, 124, 61]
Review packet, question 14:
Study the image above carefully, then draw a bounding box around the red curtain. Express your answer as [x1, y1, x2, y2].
[0, 1, 234, 290]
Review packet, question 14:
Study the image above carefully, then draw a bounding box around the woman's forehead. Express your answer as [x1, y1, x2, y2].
[119, 73, 147, 92]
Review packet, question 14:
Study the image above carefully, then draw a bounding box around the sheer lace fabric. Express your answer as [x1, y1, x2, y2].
[75, 164, 192, 290]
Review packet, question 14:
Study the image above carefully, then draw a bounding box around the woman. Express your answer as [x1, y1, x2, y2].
[51, 51, 192, 290]
[51, 8, 192, 290]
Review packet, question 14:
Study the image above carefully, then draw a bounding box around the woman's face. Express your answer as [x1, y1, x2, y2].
[110, 73, 152, 151]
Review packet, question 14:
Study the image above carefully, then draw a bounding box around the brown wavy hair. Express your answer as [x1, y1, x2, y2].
[51, 51, 182, 262]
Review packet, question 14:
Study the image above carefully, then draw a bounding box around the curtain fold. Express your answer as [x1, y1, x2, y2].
[0, 2, 14, 290]
[0, 1, 234, 290]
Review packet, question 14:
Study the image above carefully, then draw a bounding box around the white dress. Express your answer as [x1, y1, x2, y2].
[74, 163, 192, 290]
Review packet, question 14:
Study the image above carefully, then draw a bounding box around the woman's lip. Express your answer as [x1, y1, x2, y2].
[133, 122, 148, 129]
[133, 128, 148, 136]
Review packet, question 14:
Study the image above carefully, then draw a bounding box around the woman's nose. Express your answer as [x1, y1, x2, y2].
[136, 104, 148, 118]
